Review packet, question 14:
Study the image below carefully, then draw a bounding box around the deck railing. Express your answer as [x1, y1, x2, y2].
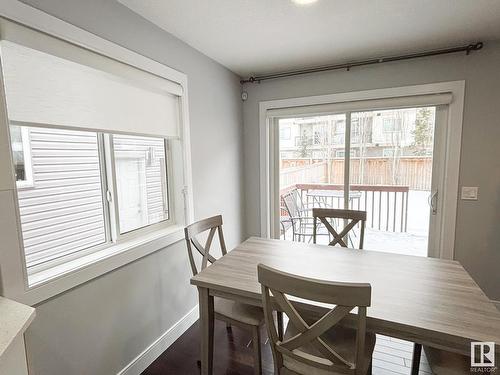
[281, 183, 410, 232]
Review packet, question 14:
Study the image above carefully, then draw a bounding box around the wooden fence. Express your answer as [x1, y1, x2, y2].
[331, 157, 432, 191]
[279, 161, 328, 189]
[281, 157, 432, 191]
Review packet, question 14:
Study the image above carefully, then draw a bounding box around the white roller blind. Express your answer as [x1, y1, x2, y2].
[0, 23, 182, 138]
[267, 93, 453, 119]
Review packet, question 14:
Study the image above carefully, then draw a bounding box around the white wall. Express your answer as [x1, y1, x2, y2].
[12, 0, 244, 374]
[243, 42, 500, 301]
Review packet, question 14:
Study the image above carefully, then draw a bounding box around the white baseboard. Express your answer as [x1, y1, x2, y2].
[117, 305, 199, 375]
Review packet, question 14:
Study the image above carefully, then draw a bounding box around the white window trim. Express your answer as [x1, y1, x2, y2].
[259, 81, 465, 261]
[0, 1, 194, 306]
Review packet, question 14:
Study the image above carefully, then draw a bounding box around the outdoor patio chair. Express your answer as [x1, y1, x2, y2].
[279, 203, 293, 239]
[282, 188, 327, 242]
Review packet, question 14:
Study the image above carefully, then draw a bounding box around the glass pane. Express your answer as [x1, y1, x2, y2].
[10, 125, 27, 181]
[349, 107, 436, 255]
[113, 134, 169, 234]
[10, 126, 107, 271]
[278, 114, 346, 242]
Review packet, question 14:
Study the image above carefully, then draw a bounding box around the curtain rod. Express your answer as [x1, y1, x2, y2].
[240, 42, 483, 84]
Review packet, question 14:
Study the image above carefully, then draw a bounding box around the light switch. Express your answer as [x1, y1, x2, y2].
[461, 186, 478, 200]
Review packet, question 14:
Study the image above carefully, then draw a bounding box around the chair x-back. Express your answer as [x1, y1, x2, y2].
[313, 208, 367, 249]
[184, 215, 265, 375]
[184, 215, 227, 276]
[258, 263, 375, 375]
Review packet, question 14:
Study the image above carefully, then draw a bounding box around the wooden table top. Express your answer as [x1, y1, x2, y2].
[191, 237, 500, 355]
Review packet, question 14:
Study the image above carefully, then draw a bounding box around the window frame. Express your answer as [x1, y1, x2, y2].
[16, 127, 176, 279]
[104, 133, 175, 242]
[0, 4, 194, 306]
[259, 81, 465, 264]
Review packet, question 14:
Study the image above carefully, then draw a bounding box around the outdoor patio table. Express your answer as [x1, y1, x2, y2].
[306, 189, 362, 209]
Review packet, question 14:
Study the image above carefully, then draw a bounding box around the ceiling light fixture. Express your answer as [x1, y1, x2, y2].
[292, 0, 319, 6]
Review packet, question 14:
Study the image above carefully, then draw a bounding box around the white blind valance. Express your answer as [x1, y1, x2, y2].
[267, 93, 453, 119]
[0, 21, 182, 138]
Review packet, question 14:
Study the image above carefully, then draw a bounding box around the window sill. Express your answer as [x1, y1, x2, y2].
[20, 225, 185, 306]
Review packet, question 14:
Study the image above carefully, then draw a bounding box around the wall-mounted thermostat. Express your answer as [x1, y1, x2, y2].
[461, 186, 479, 200]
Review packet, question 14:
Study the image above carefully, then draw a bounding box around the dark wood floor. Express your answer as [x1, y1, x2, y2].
[142, 320, 431, 375]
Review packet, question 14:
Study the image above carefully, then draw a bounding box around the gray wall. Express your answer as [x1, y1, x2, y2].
[17, 0, 244, 374]
[243, 42, 500, 301]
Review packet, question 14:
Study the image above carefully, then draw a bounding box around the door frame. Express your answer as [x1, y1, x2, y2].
[259, 81, 465, 260]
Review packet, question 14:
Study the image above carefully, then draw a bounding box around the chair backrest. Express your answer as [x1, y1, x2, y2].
[282, 189, 302, 219]
[184, 215, 227, 276]
[313, 208, 367, 249]
[258, 264, 371, 375]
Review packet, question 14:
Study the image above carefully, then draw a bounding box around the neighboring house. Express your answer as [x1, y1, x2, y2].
[279, 107, 434, 161]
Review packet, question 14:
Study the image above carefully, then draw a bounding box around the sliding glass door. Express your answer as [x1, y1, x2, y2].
[273, 104, 444, 257]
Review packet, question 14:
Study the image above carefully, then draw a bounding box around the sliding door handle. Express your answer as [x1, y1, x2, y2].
[428, 190, 438, 215]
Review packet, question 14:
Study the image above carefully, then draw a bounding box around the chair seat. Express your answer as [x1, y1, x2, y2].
[214, 297, 264, 326]
[282, 324, 376, 375]
[423, 346, 471, 375]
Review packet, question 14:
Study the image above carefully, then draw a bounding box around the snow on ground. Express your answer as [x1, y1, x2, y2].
[364, 190, 429, 257]
[362, 228, 427, 257]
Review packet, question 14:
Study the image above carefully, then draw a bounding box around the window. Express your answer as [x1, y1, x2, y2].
[112, 134, 170, 234]
[279, 127, 291, 140]
[12, 127, 107, 271]
[313, 130, 322, 145]
[335, 150, 355, 158]
[0, 16, 192, 303]
[294, 136, 313, 147]
[383, 118, 401, 132]
[382, 148, 395, 157]
[10, 125, 33, 188]
[333, 120, 346, 144]
[351, 118, 361, 144]
[9, 125, 172, 277]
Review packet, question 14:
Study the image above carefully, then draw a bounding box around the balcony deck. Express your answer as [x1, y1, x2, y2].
[281, 186, 430, 257]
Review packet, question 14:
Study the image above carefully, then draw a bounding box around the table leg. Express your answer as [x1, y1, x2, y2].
[411, 343, 422, 375]
[198, 287, 214, 375]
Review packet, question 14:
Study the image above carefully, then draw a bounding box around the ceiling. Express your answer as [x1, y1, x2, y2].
[118, 0, 500, 77]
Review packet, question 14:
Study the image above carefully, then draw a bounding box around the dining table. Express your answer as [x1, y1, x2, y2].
[190, 236, 500, 375]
